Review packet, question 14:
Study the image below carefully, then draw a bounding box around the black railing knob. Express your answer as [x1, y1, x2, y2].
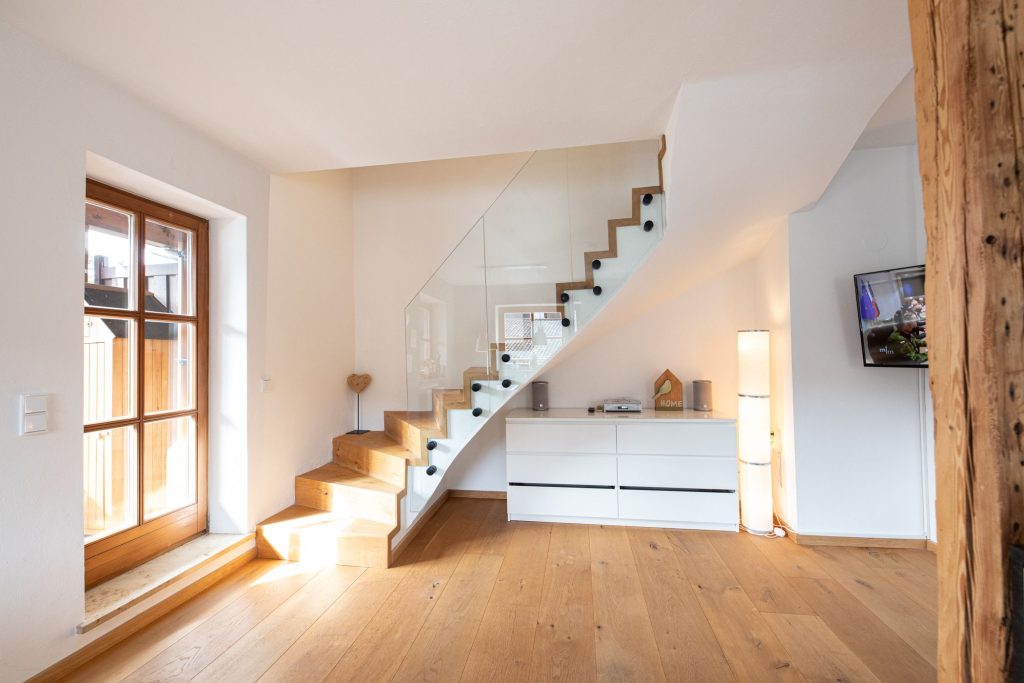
[426, 440, 437, 451]
[472, 407, 483, 417]
[642, 193, 653, 205]
[560, 292, 570, 303]
[643, 220, 654, 232]
[592, 259, 601, 270]
[593, 286, 602, 295]
[471, 382, 482, 392]
[426, 465, 438, 475]
[561, 318, 571, 327]
[502, 379, 512, 388]
[501, 353, 511, 363]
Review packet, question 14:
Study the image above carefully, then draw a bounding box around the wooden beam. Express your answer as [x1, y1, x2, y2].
[909, 0, 1024, 679]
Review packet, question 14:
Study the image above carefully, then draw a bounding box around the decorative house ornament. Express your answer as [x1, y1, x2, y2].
[346, 373, 372, 435]
[653, 369, 683, 411]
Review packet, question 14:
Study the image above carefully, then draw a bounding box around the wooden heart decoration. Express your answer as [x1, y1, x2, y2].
[347, 373, 372, 394]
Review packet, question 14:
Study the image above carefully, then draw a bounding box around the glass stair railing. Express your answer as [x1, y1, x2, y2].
[403, 137, 666, 512]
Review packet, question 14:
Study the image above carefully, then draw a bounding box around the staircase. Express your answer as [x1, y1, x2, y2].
[256, 136, 666, 567]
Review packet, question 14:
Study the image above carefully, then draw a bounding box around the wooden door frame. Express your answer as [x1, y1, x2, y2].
[909, 1, 1024, 678]
[83, 179, 209, 588]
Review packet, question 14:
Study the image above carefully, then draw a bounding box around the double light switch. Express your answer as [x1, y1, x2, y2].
[21, 393, 48, 435]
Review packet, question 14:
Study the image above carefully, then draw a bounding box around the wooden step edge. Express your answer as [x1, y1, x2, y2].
[331, 440, 408, 488]
[295, 467, 402, 496]
[383, 412, 436, 466]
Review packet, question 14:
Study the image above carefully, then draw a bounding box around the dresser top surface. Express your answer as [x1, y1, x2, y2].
[505, 408, 736, 424]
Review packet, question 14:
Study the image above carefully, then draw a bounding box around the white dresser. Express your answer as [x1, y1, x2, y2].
[505, 409, 739, 531]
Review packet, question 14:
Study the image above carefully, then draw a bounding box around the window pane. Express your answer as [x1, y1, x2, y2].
[145, 220, 193, 315]
[84, 316, 136, 423]
[84, 426, 138, 542]
[143, 416, 196, 521]
[85, 201, 134, 310]
[144, 321, 195, 414]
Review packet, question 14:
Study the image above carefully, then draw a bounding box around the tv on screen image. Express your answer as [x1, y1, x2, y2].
[853, 265, 927, 368]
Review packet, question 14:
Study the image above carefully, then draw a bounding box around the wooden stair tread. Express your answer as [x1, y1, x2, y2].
[386, 410, 438, 430]
[298, 463, 403, 495]
[257, 505, 394, 538]
[334, 430, 416, 458]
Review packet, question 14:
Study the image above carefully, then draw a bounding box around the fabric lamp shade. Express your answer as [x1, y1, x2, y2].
[740, 460, 774, 533]
[737, 329, 772, 535]
[738, 395, 771, 465]
[737, 330, 770, 396]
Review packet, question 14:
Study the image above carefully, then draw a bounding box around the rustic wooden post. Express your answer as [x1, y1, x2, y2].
[909, 0, 1024, 679]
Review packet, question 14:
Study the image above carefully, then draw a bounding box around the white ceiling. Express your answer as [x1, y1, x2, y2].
[0, 1, 911, 172]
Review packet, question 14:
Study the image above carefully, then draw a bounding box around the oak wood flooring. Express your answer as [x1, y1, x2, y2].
[63, 498, 937, 682]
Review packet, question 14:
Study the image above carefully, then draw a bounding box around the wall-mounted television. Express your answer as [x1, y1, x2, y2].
[853, 265, 927, 368]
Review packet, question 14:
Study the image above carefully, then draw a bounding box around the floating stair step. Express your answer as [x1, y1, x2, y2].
[333, 431, 413, 486]
[384, 410, 441, 463]
[295, 463, 401, 525]
[256, 505, 393, 568]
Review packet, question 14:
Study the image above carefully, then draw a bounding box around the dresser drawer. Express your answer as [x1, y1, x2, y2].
[507, 423, 616, 454]
[508, 453, 616, 487]
[508, 484, 617, 518]
[618, 455, 737, 491]
[616, 423, 736, 456]
[618, 489, 738, 524]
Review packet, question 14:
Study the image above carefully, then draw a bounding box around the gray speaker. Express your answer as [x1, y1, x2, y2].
[531, 381, 549, 411]
[693, 380, 712, 412]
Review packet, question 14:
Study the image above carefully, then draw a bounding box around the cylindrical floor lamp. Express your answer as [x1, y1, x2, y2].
[738, 330, 772, 535]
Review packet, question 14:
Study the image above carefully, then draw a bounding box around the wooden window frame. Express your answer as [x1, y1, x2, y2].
[84, 179, 209, 588]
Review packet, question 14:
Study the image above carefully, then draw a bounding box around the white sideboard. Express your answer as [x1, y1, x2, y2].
[505, 409, 739, 531]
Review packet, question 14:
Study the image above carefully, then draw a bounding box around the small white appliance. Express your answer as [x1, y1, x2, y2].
[602, 397, 642, 413]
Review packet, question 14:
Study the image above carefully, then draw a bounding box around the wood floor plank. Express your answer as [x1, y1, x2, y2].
[66, 560, 279, 683]
[529, 523, 598, 681]
[588, 525, 665, 682]
[666, 531, 801, 681]
[325, 499, 486, 682]
[788, 577, 935, 682]
[463, 499, 515, 556]
[762, 613, 880, 683]
[258, 568, 404, 683]
[122, 562, 322, 683]
[391, 552, 504, 682]
[746, 536, 831, 580]
[810, 545, 937, 666]
[191, 564, 364, 682]
[626, 527, 734, 682]
[62, 499, 937, 683]
[708, 532, 814, 615]
[461, 523, 552, 683]
[829, 546, 937, 615]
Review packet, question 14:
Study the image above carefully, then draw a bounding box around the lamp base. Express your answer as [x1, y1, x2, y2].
[346, 429, 370, 435]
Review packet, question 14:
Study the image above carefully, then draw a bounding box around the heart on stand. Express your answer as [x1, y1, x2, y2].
[347, 373, 372, 394]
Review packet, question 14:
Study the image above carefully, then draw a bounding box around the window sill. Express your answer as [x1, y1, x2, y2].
[78, 532, 253, 634]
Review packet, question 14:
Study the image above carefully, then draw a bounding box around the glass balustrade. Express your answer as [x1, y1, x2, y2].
[403, 137, 664, 507]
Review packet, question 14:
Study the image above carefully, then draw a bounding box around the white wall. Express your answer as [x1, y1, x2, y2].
[263, 171, 356, 516]
[448, 257, 763, 490]
[786, 145, 931, 538]
[0, 22, 273, 680]
[754, 219, 798, 527]
[352, 153, 531, 424]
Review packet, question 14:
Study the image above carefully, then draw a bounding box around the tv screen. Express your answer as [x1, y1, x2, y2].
[853, 265, 927, 368]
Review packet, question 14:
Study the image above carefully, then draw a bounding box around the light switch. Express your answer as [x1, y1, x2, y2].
[23, 412, 48, 435]
[20, 393, 49, 435]
[23, 394, 47, 414]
